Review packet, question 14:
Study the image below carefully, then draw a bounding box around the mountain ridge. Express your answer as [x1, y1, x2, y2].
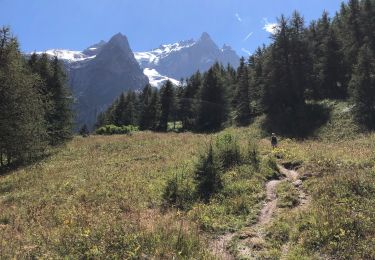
[33, 32, 240, 128]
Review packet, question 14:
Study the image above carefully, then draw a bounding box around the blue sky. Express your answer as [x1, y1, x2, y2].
[0, 0, 346, 56]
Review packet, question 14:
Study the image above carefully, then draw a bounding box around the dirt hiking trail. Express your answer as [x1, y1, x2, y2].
[209, 164, 310, 260]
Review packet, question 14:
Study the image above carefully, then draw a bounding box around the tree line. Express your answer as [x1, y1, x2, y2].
[0, 27, 72, 168]
[97, 0, 375, 134]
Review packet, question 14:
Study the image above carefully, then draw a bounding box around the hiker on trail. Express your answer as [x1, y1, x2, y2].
[271, 133, 278, 149]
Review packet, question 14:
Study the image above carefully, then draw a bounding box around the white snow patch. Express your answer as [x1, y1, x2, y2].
[35, 49, 95, 62]
[134, 51, 159, 65]
[143, 68, 180, 88]
[134, 40, 196, 66]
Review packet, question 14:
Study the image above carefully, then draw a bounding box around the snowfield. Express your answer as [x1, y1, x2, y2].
[143, 68, 180, 88]
[33, 36, 233, 88]
[35, 49, 96, 63]
[134, 40, 195, 66]
[34, 44, 183, 88]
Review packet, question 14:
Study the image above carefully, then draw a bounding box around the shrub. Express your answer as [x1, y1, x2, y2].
[246, 140, 260, 170]
[95, 125, 139, 135]
[215, 132, 241, 169]
[194, 143, 223, 202]
[261, 155, 280, 180]
[162, 171, 195, 210]
[79, 124, 90, 137]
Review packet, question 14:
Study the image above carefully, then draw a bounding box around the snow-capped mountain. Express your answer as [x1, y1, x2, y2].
[34, 33, 148, 128]
[33, 32, 239, 128]
[35, 49, 95, 63]
[134, 39, 196, 68]
[36, 32, 239, 88]
[134, 32, 240, 83]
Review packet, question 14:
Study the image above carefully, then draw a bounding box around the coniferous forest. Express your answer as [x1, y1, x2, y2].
[0, 27, 73, 167]
[97, 0, 375, 136]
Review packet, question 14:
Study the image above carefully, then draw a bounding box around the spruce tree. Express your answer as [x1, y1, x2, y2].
[310, 12, 345, 99]
[79, 124, 89, 137]
[349, 42, 375, 129]
[234, 57, 251, 125]
[249, 47, 266, 115]
[179, 71, 201, 130]
[261, 13, 311, 134]
[360, 0, 375, 51]
[139, 84, 153, 130]
[320, 28, 345, 98]
[48, 57, 73, 144]
[197, 67, 227, 131]
[159, 80, 175, 131]
[194, 143, 223, 202]
[148, 89, 161, 130]
[336, 0, 362, 86]
[124, 91, 137, 126]
[0, 27, 47, 166]
[114, 93, 127, 126]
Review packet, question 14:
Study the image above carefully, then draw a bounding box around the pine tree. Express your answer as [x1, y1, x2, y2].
[95, 111, 108, 128]
[336, 0, 362, 86]
[148, 89, 161, 130]
[159, 80, 175, 131]
[310, 12, 345, 99]
[124, 91, 137, 126]
[139, 84, 153, 130]
[194, 143, 223, 202]
[48, 57, 73, 145]
[197, 67, 227, 131]
[249, 47, 266, 115]
[179, 71, 201, 130]
[0, 27, 47, 166]
[348, 0, 362, 46]
[261, 13, 312, 134]
[79, 124, 89, 137]
[360, 0, 375, 51]
[113, 92, 127, 126]
[349, 42, 375, 129]
[27, 54, 73, 145]
[320, 28, 345, 98]
[234, 57, 251, 125]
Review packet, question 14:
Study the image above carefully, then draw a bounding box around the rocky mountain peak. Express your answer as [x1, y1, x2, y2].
[199, 32, 212, 41]
[105, 33, 131, 53]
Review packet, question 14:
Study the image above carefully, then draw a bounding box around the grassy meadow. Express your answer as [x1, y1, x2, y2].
[1, 101, 375, 259]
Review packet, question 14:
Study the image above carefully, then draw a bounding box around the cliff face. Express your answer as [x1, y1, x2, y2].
[68, 33, 148, 128]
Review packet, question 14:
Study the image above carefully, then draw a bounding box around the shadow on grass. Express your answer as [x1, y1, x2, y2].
[262, 102, 332, 139]
[0, 150, 56, 177]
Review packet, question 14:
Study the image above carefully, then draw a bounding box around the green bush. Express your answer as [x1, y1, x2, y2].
[162, 172, 195, 210]
[95, 125, 139, 135]
[215, 132, 241, 169]
[261, 155, 280, 180]
[246, 140, 260, 170]
[194, 143, 223, 202]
